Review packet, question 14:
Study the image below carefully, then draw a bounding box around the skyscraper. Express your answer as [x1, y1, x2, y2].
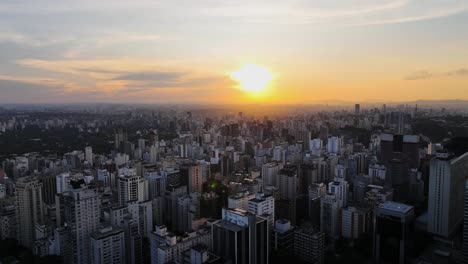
[85, 146, 93, 166]
[320, 194, 341, 238]
[463, 180, 468, 264]
[373, 201, 414, 264]
[293, 227, 325, 264]
[118, 175, 148, 206]
[261, 162, 280, 187]
[15, 177, 44, 248]
[188, 164, 203, 193]
[212, 208, 269, 264]
[90, 226, 125, 264]
[328, 180, 349, 208]
[355, 104, 360, 115]
[64, 186, 101, 264]
[428, 150, 468, 238]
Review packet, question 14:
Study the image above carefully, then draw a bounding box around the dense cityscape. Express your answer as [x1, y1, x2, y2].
[0, 103, 467, 263]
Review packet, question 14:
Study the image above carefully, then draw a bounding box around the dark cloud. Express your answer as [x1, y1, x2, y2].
[114, 71, 186, 82]
[0, 79, 104, 103]
[113, 71, 231, 89]
[403, 70, 432, 80]
[0, 79, 62, 103]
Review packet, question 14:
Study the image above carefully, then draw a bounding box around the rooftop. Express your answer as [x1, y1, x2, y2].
[379, 201, 413, 214]
[90, 226, 124, 240]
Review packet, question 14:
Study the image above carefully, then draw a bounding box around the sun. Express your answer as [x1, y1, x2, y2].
[230, 64, 273, 93]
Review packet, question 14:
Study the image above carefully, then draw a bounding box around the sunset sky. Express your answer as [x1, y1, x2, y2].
[1, 0, 468, 104]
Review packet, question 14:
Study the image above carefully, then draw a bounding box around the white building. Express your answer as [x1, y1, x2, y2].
[328, 181, 349, 208]
[309, 138, 323, 156]
[56, 172, 69, 194]
[327, 136, 343, 155]
[428, 151, 468, 237]
[118, 175, 148, 206]
[85, 146, 93, 166]
[248, 193, 275, 228]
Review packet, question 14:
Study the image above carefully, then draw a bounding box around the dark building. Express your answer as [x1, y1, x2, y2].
[385, 155, 410, 201]
[379, 134, 420, 169]
[373, 201, 414, 264]
[212, 208, 269, 264]
[293, 227, 325, 264]
[272, 219, 294, 253]
[39, 174, 57, 205]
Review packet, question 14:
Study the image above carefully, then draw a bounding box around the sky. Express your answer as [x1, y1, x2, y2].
[1, 0, 468, 104]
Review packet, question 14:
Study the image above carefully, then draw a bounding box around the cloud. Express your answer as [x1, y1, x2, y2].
[405, 68, 468, 80]
[113, 71, 186, 82]
[404, 70, 433, 80]
[447, 68, 468, 77]
[114, 71, 233, 89]
[1, 1, 466, 26]
[0, 78, 70, 103]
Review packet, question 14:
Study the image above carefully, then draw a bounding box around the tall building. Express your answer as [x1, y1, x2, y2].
[368, 163, 387, 185]
[114, 129, 128, 150]
[272, 219, 294, 252]
[15, 177, 44, 248]
[341, 206, 370, 240]
[212, 208, 269, 264]
[164, 186, 187, 231]
[328, 180, 349, 208]
[85, 146, 93, 166]
[308, 183, 326, 228]
[176, 194, 196, 233]
[379, 134, 420, 169]
[428, 151, 468, 238]
[64, 187, 101, 264]
[373, 201, 414, 264]
[293, 227, 325, 264]
[464, 180, 468, 264]
[320, 194, 340, 238]
[122, 218, 143, 264]
[327, 136, 343, 155]
[277, 165, 301, 225]
[90, 226, 125, 264]
[188, 164, 203, 194]
[40, 173, 57, 205]
[56, 172, 69, 194]
[0, 206, 17, 240]
[261, 162, 280, 187]
[319, 126, 329, 145]
[118, 175, 148, 206]
[355, 104, 360, 115]
[278, 165, 299, 200]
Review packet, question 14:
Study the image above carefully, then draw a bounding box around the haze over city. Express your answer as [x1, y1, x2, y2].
[1, 0, 468, 104]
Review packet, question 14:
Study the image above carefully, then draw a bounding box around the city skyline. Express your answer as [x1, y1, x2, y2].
[1, 1, 468, 103]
